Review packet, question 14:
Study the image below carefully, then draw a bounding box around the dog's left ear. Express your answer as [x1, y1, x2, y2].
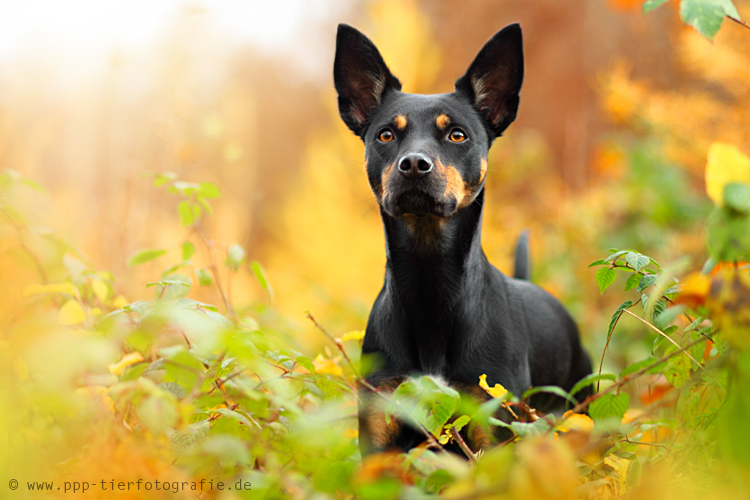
[455, 24, 524, 138]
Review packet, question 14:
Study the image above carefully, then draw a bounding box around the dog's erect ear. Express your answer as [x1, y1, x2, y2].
[455, 24, 524, 138]
[334, 24, 402, 136]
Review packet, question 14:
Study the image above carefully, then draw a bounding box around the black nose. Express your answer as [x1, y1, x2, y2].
[397, 153, 433, 179]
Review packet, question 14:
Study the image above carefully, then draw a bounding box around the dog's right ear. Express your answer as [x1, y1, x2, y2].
[334, 24, 402, 137]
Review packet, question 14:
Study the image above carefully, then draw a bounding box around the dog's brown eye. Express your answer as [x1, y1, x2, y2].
[449, 129, 466, 143]
[379, 129, 394, 143]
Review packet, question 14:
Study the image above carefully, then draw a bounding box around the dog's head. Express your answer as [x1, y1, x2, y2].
[334, 24, 523, 220]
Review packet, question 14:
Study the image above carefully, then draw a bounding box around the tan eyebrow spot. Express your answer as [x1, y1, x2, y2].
[394, 115, 407, 130]
[479, 158, 488, 183]
[436, 114, 450, 129]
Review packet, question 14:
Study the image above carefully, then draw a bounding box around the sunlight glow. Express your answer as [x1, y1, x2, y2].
[0, 0, 326, 60]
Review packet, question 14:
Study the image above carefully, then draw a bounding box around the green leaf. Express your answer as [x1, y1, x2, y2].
[655, 305, 686, 330]
[701, 256, 718, 274]
[523, 385, 578, 407]
[588, 259, 606, 268]
[390, 376, 460, 436]
[624, 274, 641, 292]
[296, 356, 315, 373]
[182, 241, 195, 261]
[127, 248, 167, 267]
[196, 195, 214, 216]
[608, 300, 633, 338]
[643, 296, 667, 323]
[451, 415, 471, 432]
[680, 0, 735, 40]
[191, 203, 202, 222]
[589, 393, 630, 423]
[471, 398, 503, 428]
[195, 268, 213, 286]
[717, 0, 740, 18]
[627, 459, 643, 489]
[225, 244, 247, 271]
[596, 267, 617, 294]
[20, 178, 46, 192]
[159, 382, 187, 399]
[643, 0, 670, 13]
[172, 181, 200, 195]
[199, 181, 221, 199]
[605, 250, 630, 263]
[153, 171, 177, 187]
[508, 418, 553, 437]
[620, 357, 665, 377]
[707, 206, 750, 261]
[637, 274, 658, 292]
[664, 345, 693, 387]
[138, 396, 178, 435]
[570, 373, 617, 398]
[177, 200, 194, 226]
[625, 252, 650, 272]
[251, 261, 274, 301]
[724, 182, 750, 213]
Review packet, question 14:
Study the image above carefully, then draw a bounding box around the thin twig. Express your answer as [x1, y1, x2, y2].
[306, 312, 360, 379]
[452, 425, 477, 463]
[727, 15, 750, 31]
[598, 299, 641, 391]
[622, 309, 704, 370]
[553, 336, 708, 431]
[620, 438, 669, 449]
[194, 221, 236, 321]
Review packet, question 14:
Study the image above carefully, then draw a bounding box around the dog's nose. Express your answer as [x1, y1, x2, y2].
[397, 153, 433, 179]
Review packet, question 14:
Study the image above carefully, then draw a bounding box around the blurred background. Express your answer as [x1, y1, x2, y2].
[1, 0, 748, 373]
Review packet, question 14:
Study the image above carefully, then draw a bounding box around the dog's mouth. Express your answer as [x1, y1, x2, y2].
[384, 188, 457, 218]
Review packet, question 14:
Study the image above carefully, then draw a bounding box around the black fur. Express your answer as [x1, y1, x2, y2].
[333, 23, 592, 455]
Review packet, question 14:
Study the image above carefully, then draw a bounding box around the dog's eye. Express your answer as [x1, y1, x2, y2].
[448, 129, 467, 143]
[378, 129, 394, 143]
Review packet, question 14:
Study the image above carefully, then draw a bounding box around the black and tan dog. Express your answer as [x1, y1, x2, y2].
[333, 23, 592, 455]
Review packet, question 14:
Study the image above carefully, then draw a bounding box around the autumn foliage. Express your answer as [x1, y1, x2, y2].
[2, 1, 750, 499]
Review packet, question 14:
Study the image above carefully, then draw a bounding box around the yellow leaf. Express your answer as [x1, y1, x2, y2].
[102, 395, 116, 413]
[479, 374, 508, 399]
[58, 300, 86, 325]
[313, 354, 344, 377]
[603, 455, 630, 494]
[108, 352, 144, 376]
[23, 282, 77, 297]
[91, 279, 109, 303]
[343, 428, 359, 439]
[75, 385, 109, 397]
[341, 330, 365, 342]
[705, 142, 750, 206]
[76, 386, 116, 412]
[557, 411, 594, 433]
[675, 272, 710, 308]
[111, 295, 129, 308]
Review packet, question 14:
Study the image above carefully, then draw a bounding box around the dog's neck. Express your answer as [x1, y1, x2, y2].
[379, 189, 488, 372]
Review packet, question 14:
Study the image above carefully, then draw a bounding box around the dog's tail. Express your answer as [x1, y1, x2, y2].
[513, 230, 530, 280]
